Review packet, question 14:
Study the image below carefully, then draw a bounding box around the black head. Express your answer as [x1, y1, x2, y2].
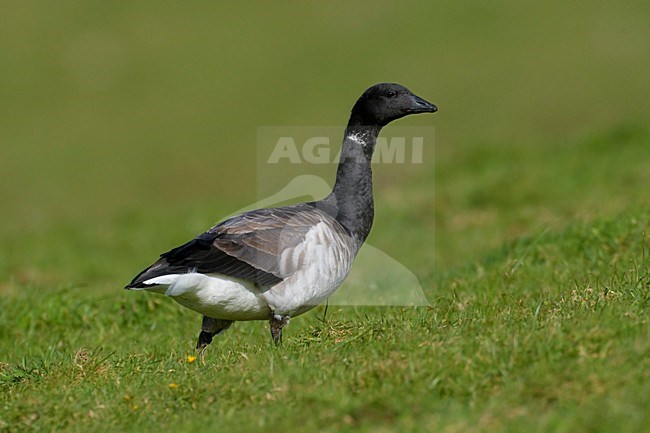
[349, 83, 437, 127]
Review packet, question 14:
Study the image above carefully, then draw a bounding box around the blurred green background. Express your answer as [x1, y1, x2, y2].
[1, 0, 648, 287]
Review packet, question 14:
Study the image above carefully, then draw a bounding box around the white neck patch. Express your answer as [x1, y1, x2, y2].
[347, 132, 366, 145]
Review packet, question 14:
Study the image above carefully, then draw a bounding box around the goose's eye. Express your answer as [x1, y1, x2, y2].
[385, 90, 397, 98]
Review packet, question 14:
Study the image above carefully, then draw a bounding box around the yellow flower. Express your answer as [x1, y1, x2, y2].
[186, 355, 197, 363]
[168, 383, 179, 389]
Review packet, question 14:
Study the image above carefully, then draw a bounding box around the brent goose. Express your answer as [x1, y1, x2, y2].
[125, 83, 437, 349]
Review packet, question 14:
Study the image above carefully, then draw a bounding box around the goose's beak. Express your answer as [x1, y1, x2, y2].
[409, 95, 438, 113]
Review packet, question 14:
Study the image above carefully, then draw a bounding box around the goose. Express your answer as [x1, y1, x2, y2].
[125, 83, 437, 350]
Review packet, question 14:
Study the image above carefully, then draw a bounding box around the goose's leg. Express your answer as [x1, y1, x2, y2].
[196, 316, 233, 353]
[270, 314, 290, 346]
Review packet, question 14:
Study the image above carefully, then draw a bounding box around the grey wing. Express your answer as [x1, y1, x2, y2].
[125, 204, 328, 289]
[212, 205, 332, 276]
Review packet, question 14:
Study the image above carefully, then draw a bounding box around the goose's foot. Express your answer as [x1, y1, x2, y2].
[270, 314, 290, 346]
[196, 316, 233, 354]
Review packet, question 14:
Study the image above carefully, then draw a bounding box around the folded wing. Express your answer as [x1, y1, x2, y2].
[125, 203, 338, 289]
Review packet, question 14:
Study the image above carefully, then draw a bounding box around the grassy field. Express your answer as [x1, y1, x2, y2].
[1, 1, 649, 432]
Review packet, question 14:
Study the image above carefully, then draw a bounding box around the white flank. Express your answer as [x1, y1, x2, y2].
[263, 221, 354, 316]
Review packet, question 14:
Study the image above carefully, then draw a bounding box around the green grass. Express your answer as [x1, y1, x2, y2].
[1, 208, 648, 432]
[1, 1, 650, 432]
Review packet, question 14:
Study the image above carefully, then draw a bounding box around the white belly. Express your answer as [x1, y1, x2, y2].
[142, 273, 271, 320]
